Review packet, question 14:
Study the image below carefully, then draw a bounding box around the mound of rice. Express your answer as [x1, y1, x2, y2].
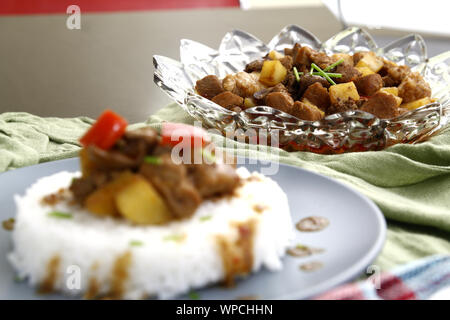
[8, 167, 293, 299]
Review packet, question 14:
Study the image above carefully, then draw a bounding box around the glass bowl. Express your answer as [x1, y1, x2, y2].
[153, 25, 450, 153]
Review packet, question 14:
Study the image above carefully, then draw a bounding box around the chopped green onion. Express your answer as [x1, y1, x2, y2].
[323, 58, 345, 72]
[14, 275, 25, 283]
[309, 66, 314, 75]
[200, 215, 212, 222]
[312, 72, 342, 78]
[201, 149, 216, 163]
[48, 211, 73, 219]
[293, 67, 302, 82]
[296, 244, 308, 250]
[163, 234, 185, 242]
[188, 291, 200, 300]
[311, 63, 336, 85]
[144, 155, 162, 165]
[129, 240, 144, 247]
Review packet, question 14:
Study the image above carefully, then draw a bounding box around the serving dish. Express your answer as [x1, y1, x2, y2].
[0, 158, 386, 299]
[153, 25, 450, 153]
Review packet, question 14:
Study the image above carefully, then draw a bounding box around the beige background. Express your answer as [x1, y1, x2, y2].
[0, 6, 448, 123]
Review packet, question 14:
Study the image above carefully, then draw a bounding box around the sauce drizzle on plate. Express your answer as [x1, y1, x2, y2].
[296, 216, 329, 232]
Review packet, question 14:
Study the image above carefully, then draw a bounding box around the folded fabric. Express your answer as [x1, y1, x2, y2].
[0, 112, 93, 171]
[314, 254, 450, 299]
[1, 107, 449, 273]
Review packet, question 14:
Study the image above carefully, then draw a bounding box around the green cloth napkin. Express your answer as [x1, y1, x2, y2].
[1, 108, 449, 271]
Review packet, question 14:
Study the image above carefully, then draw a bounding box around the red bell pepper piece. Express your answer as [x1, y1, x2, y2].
[79, 110, 128, 150]
[160, 122, 210, 148]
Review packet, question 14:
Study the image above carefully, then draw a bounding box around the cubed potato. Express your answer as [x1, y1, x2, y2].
[355, 52, 384, 73]
[259, 60, 287, 86]
[84, 171, 135, 217]
[355, 66, 375, 77]
[115, 175, 172, 225]
[329, 82, 360, 105]
[380, 87, 399, 96]
[244, 97, 256, 109]
[291, 101, 324, 121]
[331, 53, 353, 66]
[268, 50, 284, 60]
[301, 98, 325, 117]
[400, 97, 435, 110]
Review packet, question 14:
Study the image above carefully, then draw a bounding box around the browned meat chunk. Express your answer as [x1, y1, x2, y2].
[293, 46, 313, 68]
[382, 76, 396, 88]
[140, 154, 202, 218]
[279, 55, 293, 70]
[123, 127, 159, 146]
[70, 177, 96, 204]
[188, 163, 240, 198]
[335, 62, 361, 83]
[70, 170, 113, 204]
[310, 51, 334, 70]
[327, 99, 358, 115]
[354, 74, 383, 96]
[291, 101, 324, 121]
[245, 60, 264, 73]
[271, 83, 289, 94]
[302, 82, 330, 112]
[379, 59, 410, 86]
[298, 74, 330, 96]
[284, 43, 299, 57]
[265, 92, 294, 113]
[360, 91, 399, 119]
[352, 51, 368, 65]
[116, 127, 159, 160]
[253, 83, 288, 103]
[253, 87, 272, 101]
[212, 91, 244, 109]
[85, 145, 138, 170]
[282, 71, 298, 96]
[398, 72, 431, 103]
[195, 75, 224, 99]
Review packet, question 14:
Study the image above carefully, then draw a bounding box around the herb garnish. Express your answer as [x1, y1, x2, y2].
[47, 211, 73, 219]
[294, 62, 342, 83]
[163, 234, 185, 242]
[199, 215, 212, 222]
[188, 291, 200, 300]
[323, 58, 344, 72]
[129, 240, 144, 247]
[312, 72, 342, 78]
[144, 155, 162, 165]
[311, 63, 337, 85]
[293, 67, 302, 82]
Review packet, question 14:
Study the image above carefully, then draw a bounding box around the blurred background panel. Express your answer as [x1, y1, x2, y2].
[0, 0, 448, 122]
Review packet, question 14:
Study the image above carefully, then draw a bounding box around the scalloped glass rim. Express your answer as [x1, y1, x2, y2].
[153, 25, 450, 153]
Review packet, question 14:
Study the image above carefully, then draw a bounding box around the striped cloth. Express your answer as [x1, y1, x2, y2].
[315, 255, 450, 300]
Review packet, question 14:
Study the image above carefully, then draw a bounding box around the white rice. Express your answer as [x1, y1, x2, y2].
[8, 167, 293, 299]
